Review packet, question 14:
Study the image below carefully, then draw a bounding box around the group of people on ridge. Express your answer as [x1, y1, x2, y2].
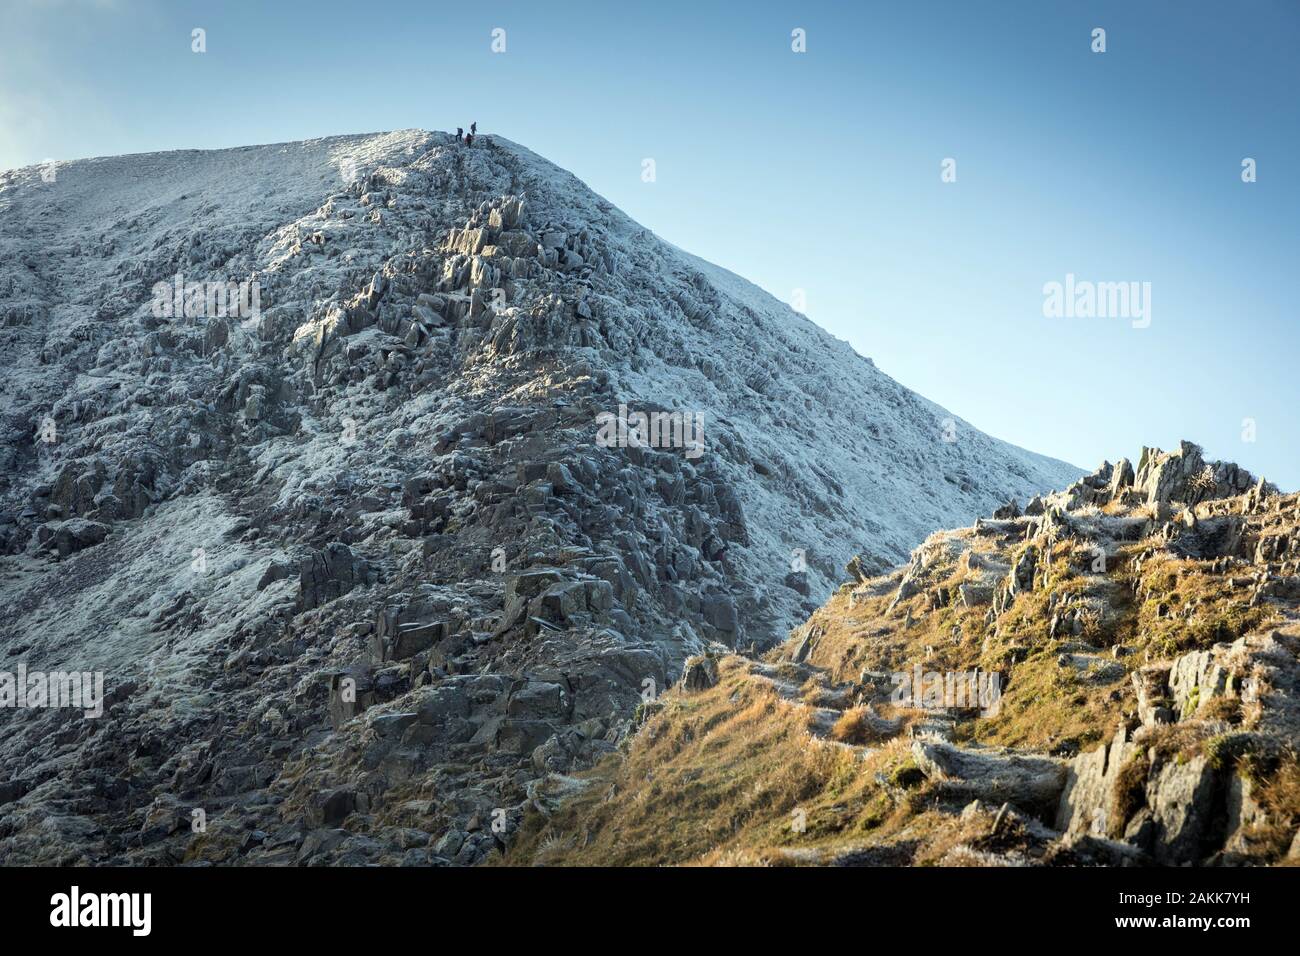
[455, 122, 478, 146]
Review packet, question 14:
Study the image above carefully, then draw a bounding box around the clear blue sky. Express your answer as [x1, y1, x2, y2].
[4, 0, 1296, 487]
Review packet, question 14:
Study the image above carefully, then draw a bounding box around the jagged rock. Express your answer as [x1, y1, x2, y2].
[40, 517, 110, 558]
[1223, 773, 1269, 856]
[1134, 441, 1261, 507]
[319, 788, 357, 826]
[1167, 647, 1233, 718]
[887, 577, 919, 613]
[1055, 724, 1140, 837]
[507, 681, 567, 719]
[371, 711, 419, 738]
[1010, 545, 1037, 594]
[415, 691, 472, 741]
[298, 542, 372, 611]
[993, 499, 1021, 519]
[789, 622, 823, 663]
[958, 581, 992, 608]
[257, 560, 294, 591]
[1109, 457, 1135, 498]
[701, 593, 738, 634]
[327, 669, 376, 728]
[783, 570, 810, 595]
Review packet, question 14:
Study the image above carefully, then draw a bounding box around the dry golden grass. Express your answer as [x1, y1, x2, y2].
[1134, 554, 1279, 656]
[1200, 694, 1243, 724]
[829, 706, 881, 745]
[504, 658, 855, 865]
[503, 659, 947, 866]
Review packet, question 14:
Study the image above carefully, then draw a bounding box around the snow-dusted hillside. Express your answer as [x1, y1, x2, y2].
[0, 130, 1080, 864]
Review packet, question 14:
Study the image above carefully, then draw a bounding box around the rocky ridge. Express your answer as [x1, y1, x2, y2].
[507, 442, 1300, 867]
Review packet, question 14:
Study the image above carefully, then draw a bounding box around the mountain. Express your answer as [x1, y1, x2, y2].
[0, 130, 1079, 864]
[508, 443, 1300, 867]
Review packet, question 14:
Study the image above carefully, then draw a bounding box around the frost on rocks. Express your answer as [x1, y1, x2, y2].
[0, 130, 1080, 864]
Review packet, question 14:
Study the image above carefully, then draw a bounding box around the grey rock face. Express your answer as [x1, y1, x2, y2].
[1055, 724, 1140, 837]
[298, 542, 372, 611]
[1055, 626, 1300, 864]
[1143, 754, 1220, 865]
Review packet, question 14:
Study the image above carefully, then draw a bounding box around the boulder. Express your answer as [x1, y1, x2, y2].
[328, 669, 376, 729]
[701, 593, 737, 633]
[47, 518, 110, 558]
[1167, 646, 1233, 718]
[993, 499, 1021, 519]
[507, 681, 568, 719]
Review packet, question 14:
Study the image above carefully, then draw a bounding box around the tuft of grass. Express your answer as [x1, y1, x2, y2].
[829, 707, 880, 745]
[1199, 694, 1242, 725]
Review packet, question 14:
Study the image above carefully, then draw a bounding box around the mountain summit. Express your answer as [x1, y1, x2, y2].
[0, 130, 1078, 864]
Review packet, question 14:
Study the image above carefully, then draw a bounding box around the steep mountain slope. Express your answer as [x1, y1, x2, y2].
[0, 130, 1078, 864]
[508, 443, 1300, 867]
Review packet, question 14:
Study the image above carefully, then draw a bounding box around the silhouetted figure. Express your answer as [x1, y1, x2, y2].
[465, 133, 474, 146]
[470, 122, 477, 135]
[456, 127, 463, 139]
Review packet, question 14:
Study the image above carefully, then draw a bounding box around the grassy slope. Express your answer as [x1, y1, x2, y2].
[503, 493, 1300, 866]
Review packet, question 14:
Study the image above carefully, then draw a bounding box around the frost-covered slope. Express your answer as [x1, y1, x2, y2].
[0, 130, 1080, 864]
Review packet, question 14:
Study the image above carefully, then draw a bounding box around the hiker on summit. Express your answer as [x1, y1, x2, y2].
[465, 133, 474, 146]
[456, 127, 463, 139]
[470, 121, 477, 135]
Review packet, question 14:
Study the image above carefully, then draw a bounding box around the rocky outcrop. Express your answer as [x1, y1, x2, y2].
[34, 517, 110, 558]
[298, 543, 374, 611]
[510, 444, 1299, 868]
[1055, 725, 1140, 838]
[1134, 441, 1261, 507]
[1055, 628, 1300, 864]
